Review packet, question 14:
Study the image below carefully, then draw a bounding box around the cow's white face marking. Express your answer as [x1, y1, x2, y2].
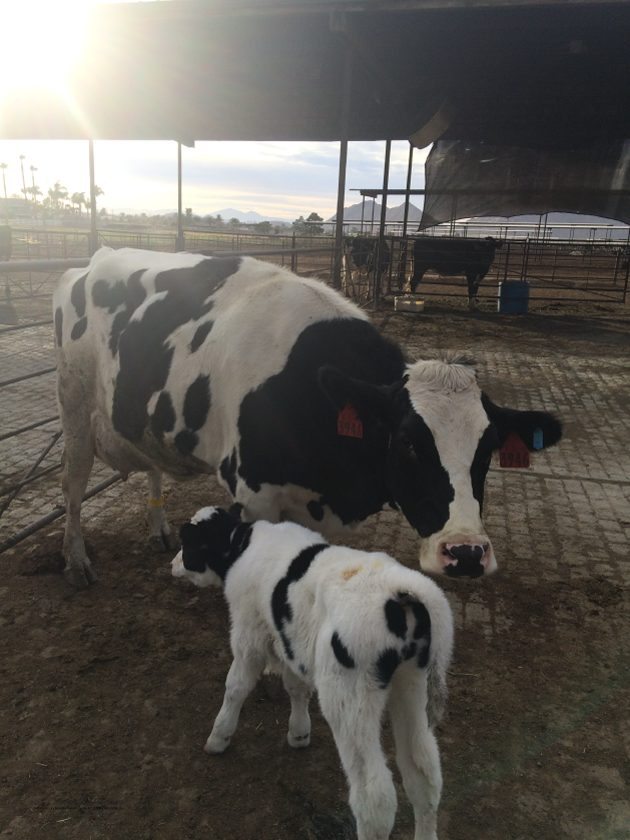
[389, 358, 496, 576]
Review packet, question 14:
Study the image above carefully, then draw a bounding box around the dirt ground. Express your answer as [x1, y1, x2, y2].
[1, 304, 629, 840]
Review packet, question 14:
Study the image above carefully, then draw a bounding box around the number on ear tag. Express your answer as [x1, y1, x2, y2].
[499, 432, 530, 469]
[337, 403, 363, 439]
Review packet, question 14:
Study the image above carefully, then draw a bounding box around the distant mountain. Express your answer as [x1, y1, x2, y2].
[210, 207, 291, 224]
[329, 200, 423, 230]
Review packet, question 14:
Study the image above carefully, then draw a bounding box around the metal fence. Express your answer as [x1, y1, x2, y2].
[1, 225, 628, 556]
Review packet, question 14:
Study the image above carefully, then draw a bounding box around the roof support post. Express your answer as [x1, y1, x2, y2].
[332, 20, 353, 291]
[374, 139, 391, 306]
[88, 140, 98, 255]
[176, 141, 184, 251]
[402, 142, 414, 238]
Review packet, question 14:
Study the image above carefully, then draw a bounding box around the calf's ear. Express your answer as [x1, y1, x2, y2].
[317, 365, 393, 418]
[482, 394, 563, 451]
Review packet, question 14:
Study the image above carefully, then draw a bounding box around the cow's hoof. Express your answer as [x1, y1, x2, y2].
[148, 530, 180, 553]
[64, 560, 98, 588]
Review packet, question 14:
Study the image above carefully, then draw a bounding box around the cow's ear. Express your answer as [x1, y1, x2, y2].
[482, 394, 563, 451]
[318, 365, 392, 418]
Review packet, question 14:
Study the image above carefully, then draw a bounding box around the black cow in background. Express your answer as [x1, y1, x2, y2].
[411, 236, 503, 310]
[343, 236, 391, 288]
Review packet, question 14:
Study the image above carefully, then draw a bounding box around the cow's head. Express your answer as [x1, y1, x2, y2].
[319, 355, 561, 578]
[171, 506, 246, 587]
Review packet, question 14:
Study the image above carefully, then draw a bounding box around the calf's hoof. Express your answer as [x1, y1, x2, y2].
[204, 733, 230, 754]
[287, 731, 311, 749]
[64, 559, 98, 588]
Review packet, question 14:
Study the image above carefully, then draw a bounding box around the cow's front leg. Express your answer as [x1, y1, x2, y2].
[205, 653, 265, 754]
[466, 272, 481, 310]
[146, 470, 178, 551]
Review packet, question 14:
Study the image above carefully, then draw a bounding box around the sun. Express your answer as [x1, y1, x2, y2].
[0, 0, 94, 97]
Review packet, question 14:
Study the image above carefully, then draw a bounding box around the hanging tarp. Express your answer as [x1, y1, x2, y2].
[419, 140, 630, 229]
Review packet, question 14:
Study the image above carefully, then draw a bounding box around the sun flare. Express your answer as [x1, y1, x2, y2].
[0, 0, 94, 97]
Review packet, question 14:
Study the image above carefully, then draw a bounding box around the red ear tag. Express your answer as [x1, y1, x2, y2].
[337, 403, 363, 439]
[498, 432, 530, 469]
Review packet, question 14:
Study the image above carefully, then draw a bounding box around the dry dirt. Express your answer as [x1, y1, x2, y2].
[1, 305, 629, 840]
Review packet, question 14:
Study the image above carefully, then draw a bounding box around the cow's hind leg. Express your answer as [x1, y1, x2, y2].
[146, 469, 178, 552]
[318, 678, 396, 840]
[388, 668, 441, 840]
[60, 424, 96, 588]
[282, 665, 312, 748]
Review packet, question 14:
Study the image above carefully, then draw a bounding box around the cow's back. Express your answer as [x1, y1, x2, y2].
[54, 247, 369, 478]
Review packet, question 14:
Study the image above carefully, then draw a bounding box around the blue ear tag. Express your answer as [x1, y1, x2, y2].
[532, 428, 544, 450]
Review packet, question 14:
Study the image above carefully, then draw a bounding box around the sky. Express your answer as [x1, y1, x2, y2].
[0, 138, 429, 221]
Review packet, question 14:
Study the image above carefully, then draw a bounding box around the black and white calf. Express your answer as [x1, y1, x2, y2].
[172, 506, 454, 840]
[54, 246, 562, 587]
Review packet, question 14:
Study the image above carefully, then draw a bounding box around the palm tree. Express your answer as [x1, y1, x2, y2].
[71, 191, 86, 217]
[0, 163, 8, 221]
[19, 155, 27, 202]
[48, 181, 68, 210]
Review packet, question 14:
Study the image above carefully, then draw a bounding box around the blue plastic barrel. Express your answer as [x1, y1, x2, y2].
[498, 280, 529, 314]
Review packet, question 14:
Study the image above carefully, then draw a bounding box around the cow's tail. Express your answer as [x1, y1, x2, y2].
[397, 584, 453, 727]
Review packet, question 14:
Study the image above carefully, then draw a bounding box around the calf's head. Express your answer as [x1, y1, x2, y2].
[171, 506, 248, 587]
[319, 355, 561, 578]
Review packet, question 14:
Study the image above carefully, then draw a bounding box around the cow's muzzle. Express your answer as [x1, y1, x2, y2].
[439, 539, 495, 578]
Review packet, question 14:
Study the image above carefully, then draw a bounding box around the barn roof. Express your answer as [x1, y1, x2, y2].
[1, 0, 630, 148]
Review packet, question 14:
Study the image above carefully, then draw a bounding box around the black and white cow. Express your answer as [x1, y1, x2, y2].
[344, 236, 390, 284]
[54, 246, 561, 587]
[411, 236, 503, 309]
[172, 506, 454, 840]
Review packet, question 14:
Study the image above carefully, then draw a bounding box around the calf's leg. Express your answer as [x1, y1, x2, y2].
[318, 679, 396, 840]
[281, 666, 312, 748]
[205, 653, 265, 754]
[388, 668, 442, 840]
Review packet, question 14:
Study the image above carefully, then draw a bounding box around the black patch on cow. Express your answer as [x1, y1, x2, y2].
[375, 648, 401, 687]
[401, 642, 417, 660]
[410, 600, 431, 641]
[112, 257, 240, 442]
[175, 429, 198, 455]
[150, 391, 176, 440]
[384, 599, 407, 639]
[70, 274, 87, 318]
[220, 450, 238, 496]
[92, 278, 127, 312]
[71, 317, 87, 341]
[386, 394, 454, 538]
[183, 375, 211, 431]
[237, 319, 405, 522]
[190, 320, 213, 353]
[54, 307, 63, 346]
[93, 270, 150, 355]
[228, 502, 243, 519]
[331, 632, 355, 669]
[271, 543, 328, 660]
[307, 499, 324, 522]
[470, 424, 498, 513]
